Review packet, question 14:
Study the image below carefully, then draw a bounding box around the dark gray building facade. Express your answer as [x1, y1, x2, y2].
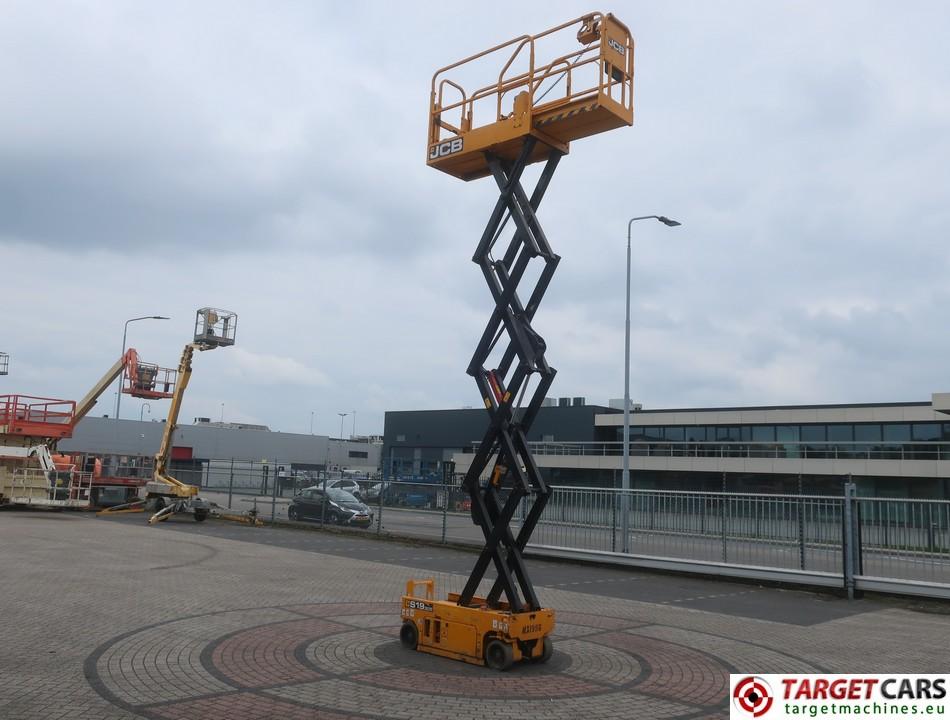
[382, 404, 618, 479]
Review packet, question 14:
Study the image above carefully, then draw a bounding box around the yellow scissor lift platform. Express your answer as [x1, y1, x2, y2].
[406, 11, 635, 672]
[401, 580, 554, 670]
[427, 12, 633, 181]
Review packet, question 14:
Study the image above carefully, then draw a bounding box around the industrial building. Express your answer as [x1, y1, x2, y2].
[60, 416, 382, 487]
[385, 396, 950, 498]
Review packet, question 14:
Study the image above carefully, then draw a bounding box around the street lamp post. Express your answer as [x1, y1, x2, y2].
[351, 410, 357, 438]
[139, 402, 151, 422]
[338, 412, 349, 440]
[115, 315, 170, 420]
[310, 411, 315, 435]
[622, 215, 681, 553]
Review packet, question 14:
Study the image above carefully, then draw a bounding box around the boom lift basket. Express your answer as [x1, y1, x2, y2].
[194, 308, 237, 348]
[122, 353, 177, 400]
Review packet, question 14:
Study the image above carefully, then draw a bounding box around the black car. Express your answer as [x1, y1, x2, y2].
[288, 486, 374, 528]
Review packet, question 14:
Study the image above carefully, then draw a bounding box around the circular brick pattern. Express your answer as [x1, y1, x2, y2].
[86, 602, 819, 720]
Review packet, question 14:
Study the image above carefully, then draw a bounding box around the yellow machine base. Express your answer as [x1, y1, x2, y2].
[400, 580, 554, 670]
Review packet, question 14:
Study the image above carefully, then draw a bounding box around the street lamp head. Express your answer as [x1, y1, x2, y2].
[656, 216, 681, 227]
[152, 316, 170, 320]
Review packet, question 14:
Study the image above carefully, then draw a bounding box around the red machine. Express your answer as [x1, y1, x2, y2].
[0, 349, 176, 508]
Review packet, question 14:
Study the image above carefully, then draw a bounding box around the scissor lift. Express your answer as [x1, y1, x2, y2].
[402, 12, 634, 670]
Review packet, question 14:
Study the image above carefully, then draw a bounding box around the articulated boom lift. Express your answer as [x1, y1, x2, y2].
[0, 349, 175, 507]
[144, 308, 236, 524]
[401, 12, 634, 670]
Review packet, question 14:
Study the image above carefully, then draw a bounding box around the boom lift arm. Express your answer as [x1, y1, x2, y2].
[150, 343, 200, 496]
[144, 308, 237, 524]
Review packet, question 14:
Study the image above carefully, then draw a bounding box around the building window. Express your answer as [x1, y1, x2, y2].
[663, 426, 684, 441]
[348, 450, 368, 459]
[854, 424, 882, 442]
[751, 425, 775, 442]
[828, 424, 853, 442]
[883, 424, 910, 443]
[912, 423, 940, 441]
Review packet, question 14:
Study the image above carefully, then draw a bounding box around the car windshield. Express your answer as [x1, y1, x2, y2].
[328, 488, 359, 503]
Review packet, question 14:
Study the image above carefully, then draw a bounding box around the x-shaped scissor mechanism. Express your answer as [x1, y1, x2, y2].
[459, 136, 564, 612]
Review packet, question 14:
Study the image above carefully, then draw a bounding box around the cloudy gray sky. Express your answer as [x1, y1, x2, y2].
[2, 1, 949, 436]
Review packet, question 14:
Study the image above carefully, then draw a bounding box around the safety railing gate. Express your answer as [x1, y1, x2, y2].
[523, 482, 950, 600]
[5, 468, 93, 508]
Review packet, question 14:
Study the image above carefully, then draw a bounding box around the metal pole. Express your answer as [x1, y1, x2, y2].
[441, 481, 448, 544]
[271, 457, 278, 522]
[621, 225, 632, 553]
[321, 473, 327, 526]
[798, 473, 806, 570]
[843, 479, 856, 600]
[115, 315, 169, 420]
[228, 458, 234, 510]
[721, 472, 728, 563]
[620, 215, 680, 552]
[115, 320, 131, 420]
[377, 478, 384, 536]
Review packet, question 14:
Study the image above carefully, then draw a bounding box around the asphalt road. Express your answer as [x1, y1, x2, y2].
[95, 509, 907, 627]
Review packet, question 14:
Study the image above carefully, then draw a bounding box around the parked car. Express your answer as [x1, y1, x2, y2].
[288, 486, 374, 528]
[326, 477, 363, 499]
[361, 481, 389, 503]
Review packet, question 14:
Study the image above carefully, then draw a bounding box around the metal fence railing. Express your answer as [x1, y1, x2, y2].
[3, 468, 93, 508]
[187, 465, 950, 600]
[531, 487, 847, 576]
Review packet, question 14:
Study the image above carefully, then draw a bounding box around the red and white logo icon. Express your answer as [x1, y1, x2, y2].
[733, 676, 774, 717]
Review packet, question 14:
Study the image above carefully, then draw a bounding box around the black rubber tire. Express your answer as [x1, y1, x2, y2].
[194, 509, 209, 522]
[146, 496, 165, 513]
[399, 621, 419, 650]
[327, 510, 340, 525]
[485, 639, 514, 671]
[537, 636, 553, 663]
[288, 505, 298, 521]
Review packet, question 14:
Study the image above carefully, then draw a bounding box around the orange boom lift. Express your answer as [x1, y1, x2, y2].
[401, 11, 634, 670]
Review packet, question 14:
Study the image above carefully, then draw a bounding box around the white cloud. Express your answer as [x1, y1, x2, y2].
[2, 1, 950, 434]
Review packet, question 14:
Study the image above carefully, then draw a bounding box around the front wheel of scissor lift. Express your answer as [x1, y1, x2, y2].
[400, 621, 418, 650]
[485, 639, 514, 671]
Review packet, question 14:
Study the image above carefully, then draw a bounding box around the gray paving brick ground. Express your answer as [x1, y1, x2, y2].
[0, 510, 948, 720]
